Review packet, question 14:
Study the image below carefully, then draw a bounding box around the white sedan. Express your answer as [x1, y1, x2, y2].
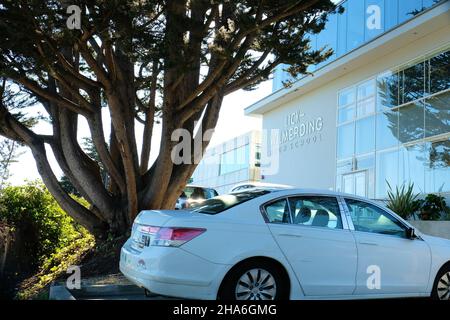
[120, 188, 450, 300]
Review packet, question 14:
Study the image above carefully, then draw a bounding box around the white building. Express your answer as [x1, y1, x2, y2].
[190, 131, 262, 194]
[245, 0, 450, 200]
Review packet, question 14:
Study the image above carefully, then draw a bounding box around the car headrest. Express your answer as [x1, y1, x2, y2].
[312, 209, 329, 227]
[295, 207, 311, 224]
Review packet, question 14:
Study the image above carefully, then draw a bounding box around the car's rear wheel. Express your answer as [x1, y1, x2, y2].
[219, 260, 289, 300]
[432, 266, 450, 300]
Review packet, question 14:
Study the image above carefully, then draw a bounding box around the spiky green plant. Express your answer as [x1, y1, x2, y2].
[386, 181, 421, 220]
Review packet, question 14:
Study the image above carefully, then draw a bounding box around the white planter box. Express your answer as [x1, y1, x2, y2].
[408, 221, 450, 240]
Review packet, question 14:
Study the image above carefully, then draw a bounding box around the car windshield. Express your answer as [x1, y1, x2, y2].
[190, 190, 271, 215]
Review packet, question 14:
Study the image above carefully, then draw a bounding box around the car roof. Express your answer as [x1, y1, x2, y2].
[185, 184, 216, 190]
[239, 187, 384, 204]
[231, 182, 292, 188]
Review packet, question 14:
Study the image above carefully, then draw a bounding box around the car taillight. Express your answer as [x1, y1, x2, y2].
[139, 226, 206, 247]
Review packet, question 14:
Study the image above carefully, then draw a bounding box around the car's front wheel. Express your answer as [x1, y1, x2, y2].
[432, 266, 450, 300]
[219, 260, 289, 300]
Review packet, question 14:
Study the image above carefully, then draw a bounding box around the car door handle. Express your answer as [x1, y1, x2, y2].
[278, 234, 303, 238]
[359, 241, 378, 246]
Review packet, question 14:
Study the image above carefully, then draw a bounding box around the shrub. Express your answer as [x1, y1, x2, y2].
[418, 194, 450, 221]
[386, 182, 421, 219]
[0, 181, 89, 268]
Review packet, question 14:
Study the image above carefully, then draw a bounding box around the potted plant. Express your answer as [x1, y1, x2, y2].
[386, 182, 421, 220]
[418, 194, 450, 221]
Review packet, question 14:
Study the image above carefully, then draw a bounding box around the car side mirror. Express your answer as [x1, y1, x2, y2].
[406, 227, 416, 240]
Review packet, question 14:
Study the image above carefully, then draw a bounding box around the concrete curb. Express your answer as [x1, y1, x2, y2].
[49, 281, 171, 300]
[71, 284, 150, 298]
[49, 283, 76, 300]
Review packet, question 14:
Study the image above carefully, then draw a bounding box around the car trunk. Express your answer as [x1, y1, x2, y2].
[134, 209, 202, 227]
[131, 210, 205, 251]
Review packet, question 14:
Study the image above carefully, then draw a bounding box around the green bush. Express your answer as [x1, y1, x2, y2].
[386, 182, 421, 220]
[418, 194, 450, 221]
[0, 181, 89, 268]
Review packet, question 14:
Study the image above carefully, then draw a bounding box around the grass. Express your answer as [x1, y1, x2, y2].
[15, 234, 95, 300]
[14, 235, 128, 300]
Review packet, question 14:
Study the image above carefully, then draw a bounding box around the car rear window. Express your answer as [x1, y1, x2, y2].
[190, 190, 271, 215]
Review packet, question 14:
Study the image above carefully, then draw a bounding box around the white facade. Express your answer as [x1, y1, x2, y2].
[246, 1, 450, 200]
[191, 131, 261, 194]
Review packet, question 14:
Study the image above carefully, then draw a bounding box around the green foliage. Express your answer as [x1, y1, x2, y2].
[15, 234, 94, 300]
[418, 194, 450, 221]
[0, 181, 90, 267]
[59, 175, 81, 197]
[386, 181, 421, 219]
[0, 180, 95, 299]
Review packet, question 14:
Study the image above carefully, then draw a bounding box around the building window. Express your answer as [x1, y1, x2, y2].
[346, 0, 365, 51]
[429, 50, 450, 94]
[377, 71, 399, 110]
[355, 116, 376, 154]
[401, 62, 425, 104]
[337, 122, 355, 159]
[336, 47, 450, 198]
[399, 143, 426, 193]
[398, 0, 424, 24]
[375, 148, 398, 198]
[219, 145, 250, 176]
[376, 109, 399, 149]
[425, 91, 450, 138]
[272, 0, 442, 93]
[425, 138, 450, 193]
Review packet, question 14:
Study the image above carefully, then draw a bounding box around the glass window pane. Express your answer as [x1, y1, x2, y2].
[288, 196, 342, 229]
[346, 0, 365, 51]
[336, 2, 347, 57]
[376, 109, 399, 149]
[425, 91, 450, 138]
[345, 198, 407, 238]
[336, 158, 353, 193]
[356, 153, 375, 198]
[377, 71, 399, 110]
[425, 139, 450, 193]
[357, 80, 375, 100]
[264, 199, 289, 223]
[356, 153, 375, 170]
[399, 143, 426, 194]
[376, 148, 398, 198]
[385, 0, 398, 30]
[357, 97, 375, 117]
[422, 0, 437, 9]
[365, 0, 384, 40]
[355, 116, 375, 154]
[399, 0, 423, 23]
[347, 0, 366, 51]
[429, 50, 450, 95]
[337, 123, 355, 159]
[316, 14, 337, 63]
[398, 101, 424, 144]
[338, 105, 356, 123]
[337, 158, 353, 175]
[339, 88, 356, 107]
[402, 62, 425, 104]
